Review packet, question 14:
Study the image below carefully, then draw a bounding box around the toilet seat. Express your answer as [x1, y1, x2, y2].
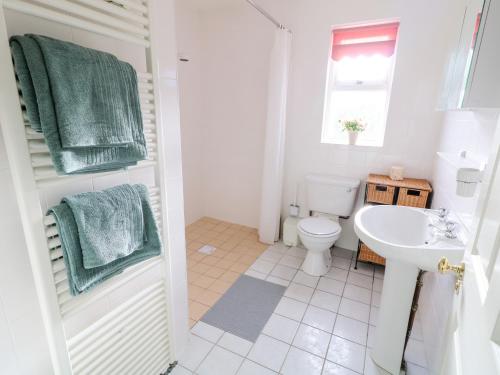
[298, 217, 341, 237]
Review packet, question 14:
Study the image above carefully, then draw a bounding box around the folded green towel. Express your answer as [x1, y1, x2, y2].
[32, 35, 139, 148]
[63, 184, 145, 269]
[48, 184, 161, 296]
[10, 35, 148, 174]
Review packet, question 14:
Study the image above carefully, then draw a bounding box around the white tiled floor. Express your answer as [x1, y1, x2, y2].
[174, 244, 429, 375]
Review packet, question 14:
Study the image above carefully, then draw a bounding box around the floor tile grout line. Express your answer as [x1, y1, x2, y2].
[267, 267, 365, 372]
[273, 310, 354, 340]
[329, 257, 368, 374]
[191, 326, 368, 375]
[319, 309, 340, 375]
[324, 320, 366, 375]
[276, 285, 327, 375]
[187, 222, 271, 325]
[191, 323, 249, 374]
[186, 239, 392, 374]
[275, 275, 367, 374]
[276, 295, 372, 328]
[194, 329, 254, 359]
[284, 281, 375, 311]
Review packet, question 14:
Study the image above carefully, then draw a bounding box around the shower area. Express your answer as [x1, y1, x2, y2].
[174, 0, 290, 325]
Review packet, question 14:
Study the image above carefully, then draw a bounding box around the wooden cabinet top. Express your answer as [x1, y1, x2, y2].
[367, 174, 432, 192]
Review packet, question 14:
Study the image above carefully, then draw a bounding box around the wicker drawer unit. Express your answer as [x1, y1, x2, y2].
[358, 243, 385, 266]
[366, 183, 396, 205]
[397, 187, 429, 208]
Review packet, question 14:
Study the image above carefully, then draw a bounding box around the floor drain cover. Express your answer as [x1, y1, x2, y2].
[198, 245, 216, 255]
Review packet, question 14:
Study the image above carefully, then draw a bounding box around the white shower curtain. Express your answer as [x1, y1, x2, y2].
[258, 29, 291, 244]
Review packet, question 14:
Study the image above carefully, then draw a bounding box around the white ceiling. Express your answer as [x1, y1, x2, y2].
[182, 0, 242, 11]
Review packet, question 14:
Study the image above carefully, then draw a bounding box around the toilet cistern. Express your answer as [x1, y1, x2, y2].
[298, 174, 360, 276]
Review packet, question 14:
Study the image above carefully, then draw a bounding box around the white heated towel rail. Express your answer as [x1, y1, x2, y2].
[67, 282, 170, 375]
[0, 0, 174, 374]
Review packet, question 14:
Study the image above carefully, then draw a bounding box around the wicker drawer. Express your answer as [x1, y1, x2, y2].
[397, 188, 429, 208]
[358, 243, 385, 265]
[366, 183, 395, 205]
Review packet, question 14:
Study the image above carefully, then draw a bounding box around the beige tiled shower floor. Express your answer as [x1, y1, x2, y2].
[185, 217, 268, 327]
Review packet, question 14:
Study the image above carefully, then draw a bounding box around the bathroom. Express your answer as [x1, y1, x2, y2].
[0, 0, 499, 374]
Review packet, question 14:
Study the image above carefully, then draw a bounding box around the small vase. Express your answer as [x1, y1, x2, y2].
[348, 131, 358, 145]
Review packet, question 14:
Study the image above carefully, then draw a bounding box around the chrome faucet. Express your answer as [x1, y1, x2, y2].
[429, 221, 457, 239]
[426, 207, 449, 222]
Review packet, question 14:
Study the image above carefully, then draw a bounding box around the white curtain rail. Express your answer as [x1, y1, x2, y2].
[3, 0, 150, 47]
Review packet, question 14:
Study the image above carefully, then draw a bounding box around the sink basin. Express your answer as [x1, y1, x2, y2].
[355, 205, 465, 271]
[354, 205, 465, 374]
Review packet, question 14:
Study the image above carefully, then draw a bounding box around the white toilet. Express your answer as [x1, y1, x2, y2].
[298, 174, 360, 276]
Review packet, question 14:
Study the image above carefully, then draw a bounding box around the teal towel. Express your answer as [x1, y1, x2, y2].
[63, 185, 145, 269]
[48, 184, 161, 296]
[10, 35, 148, 174]
[32, 35, 139, 148]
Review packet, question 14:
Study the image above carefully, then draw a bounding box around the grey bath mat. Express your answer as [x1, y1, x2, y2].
[201, 275, 286, 342]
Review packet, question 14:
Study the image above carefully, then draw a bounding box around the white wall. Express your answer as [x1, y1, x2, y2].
[200, 6, 274, 228]
[177, 0, 462, 244]
[257, 0, 458, 250]
[419, 109, 499, 374]
[0, 138, 53, 375]
[176, 3, 274, 228]
[176, 3, 204, 226]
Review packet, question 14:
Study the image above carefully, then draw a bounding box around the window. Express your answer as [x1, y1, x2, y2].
[321, 22, 399, 147]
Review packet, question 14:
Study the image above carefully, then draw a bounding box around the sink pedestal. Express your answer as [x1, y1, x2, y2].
[371, 259, 419, 375]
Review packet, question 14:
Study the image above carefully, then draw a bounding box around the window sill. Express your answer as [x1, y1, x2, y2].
[321, 139, 383, 149]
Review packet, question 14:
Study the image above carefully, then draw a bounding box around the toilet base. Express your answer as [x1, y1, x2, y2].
[302, 247, 332, 276]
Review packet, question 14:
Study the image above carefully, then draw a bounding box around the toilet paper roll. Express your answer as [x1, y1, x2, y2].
[289, 204, 300, 217]
[456, 167, 481, 197]
[457, 167, 481, 183]
[456, 181, 477, 197]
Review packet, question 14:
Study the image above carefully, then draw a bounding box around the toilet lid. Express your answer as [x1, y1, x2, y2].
[298, 217, 341, 236]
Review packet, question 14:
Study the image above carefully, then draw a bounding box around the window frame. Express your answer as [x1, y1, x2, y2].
[321, 23, 399, 147]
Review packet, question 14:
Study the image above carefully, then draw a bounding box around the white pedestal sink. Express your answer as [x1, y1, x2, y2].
[354, 205, 465, 375]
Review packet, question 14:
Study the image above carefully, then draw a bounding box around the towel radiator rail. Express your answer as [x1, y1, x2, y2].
[3, 0, 151, 46]
[0, 0, 175, 374]
[67, 281, 170, 375]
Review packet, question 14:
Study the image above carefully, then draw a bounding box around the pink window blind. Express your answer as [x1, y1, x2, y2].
[331, 22, 400, 61]
[471, 13, 481, 49]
